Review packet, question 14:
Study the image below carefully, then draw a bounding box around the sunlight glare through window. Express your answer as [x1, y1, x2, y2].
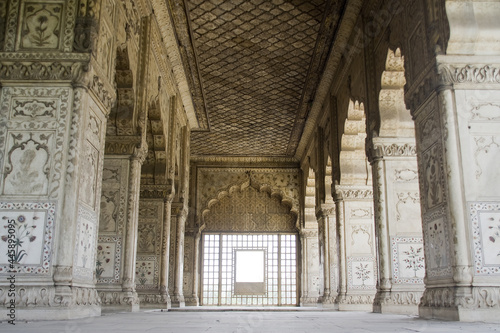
[235, 250, 264, 283]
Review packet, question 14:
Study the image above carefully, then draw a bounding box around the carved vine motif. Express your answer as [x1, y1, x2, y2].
[351, 225, 372, 247]
[470, 102, 500, 121]
[396, 192, 420, 222]
[473, 136, 499, 180]
[439, 64, 500, 85]
[0, 61, 87, 81]
[378, 143, 417, 157]
[13, 100, 56, 117]
[394, 169, 418, 182]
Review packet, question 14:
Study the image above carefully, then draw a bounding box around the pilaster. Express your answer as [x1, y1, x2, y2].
[334, 186, 377, 311]
[317, 203, 338, 308]
[300, 228, 322, 306]
[368, 138, 424, 315]
[171, 205, 187, 308]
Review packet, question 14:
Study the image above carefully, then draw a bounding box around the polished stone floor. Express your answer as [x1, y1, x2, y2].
[1, 309, 499, 333]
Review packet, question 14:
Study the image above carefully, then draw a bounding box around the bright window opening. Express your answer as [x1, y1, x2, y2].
[201, 233, 298, 306]
[235, 250, 265, 282]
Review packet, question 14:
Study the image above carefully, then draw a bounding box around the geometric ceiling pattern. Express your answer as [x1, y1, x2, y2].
[180, 0, 341, 157]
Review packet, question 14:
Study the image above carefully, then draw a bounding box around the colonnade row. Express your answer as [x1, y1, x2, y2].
[298, 0, 500, 322]
[0, 0, 195, 320]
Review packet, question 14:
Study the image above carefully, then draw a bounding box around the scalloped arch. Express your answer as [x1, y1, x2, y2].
[201, 179, 298, 233]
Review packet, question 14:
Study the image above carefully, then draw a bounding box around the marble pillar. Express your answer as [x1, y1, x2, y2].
[335, 186, 377, 311]
[171, 206, 187, 307]
[317, 204, 339, 308]
[369, 138, 424, 315]
[411, 57, 500, 322]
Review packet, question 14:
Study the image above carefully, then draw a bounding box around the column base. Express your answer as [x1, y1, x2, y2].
[300, 296, 320, 307]
[320, 295, 339, 309]
[338, 293, 375, 311]
[138, 292, 171, 309]
[171, 293, 185, 308]
[185, 295, 199, 306]
[373, 290, 422, 315]
[99, 290, 140, 312]
[419, 286, 500, 322]
[0, 285, 101, 321]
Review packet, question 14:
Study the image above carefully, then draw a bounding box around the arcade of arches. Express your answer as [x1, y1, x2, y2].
[0, 0, 499, 324]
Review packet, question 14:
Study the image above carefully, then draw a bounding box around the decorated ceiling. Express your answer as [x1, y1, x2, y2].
[169, 0, 343, 157]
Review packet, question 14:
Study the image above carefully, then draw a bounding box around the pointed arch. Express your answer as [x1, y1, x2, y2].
[201, 179, 298, 233]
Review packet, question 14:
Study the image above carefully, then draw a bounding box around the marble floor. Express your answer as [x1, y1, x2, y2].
[1, 309, 499, 333]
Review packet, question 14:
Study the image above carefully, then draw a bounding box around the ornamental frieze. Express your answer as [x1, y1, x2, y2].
[438, 64, 500, 85]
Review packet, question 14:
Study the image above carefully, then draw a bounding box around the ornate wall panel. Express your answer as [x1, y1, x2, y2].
[135, 200, 163, 290]
[96, 158, 129, 284]
[75, 90, 108, 285]
[73, 205, 98, 281]
[470, 202, 500, 275]
[3, 0, 78, 52]
[95, 236, 121, 283]
[0, 202, 55, 275]
[391, 236, 425, 284]
[0, 86, 71, 199]
[414, 96, 453, 280]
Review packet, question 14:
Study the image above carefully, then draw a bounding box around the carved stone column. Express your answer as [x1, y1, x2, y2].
[335, 186, 377, 311]
[407, 57, 500, 322]
[300, 228, 322, 306]
[159, 197, 173, 307]
[183, 229, 199, 306]
[369, 138, 424, 315]
[317, 204, 338, 308]
[171, 206, 188, 307]
[132, 187, 172, 309]
[0, 54, 111, 321]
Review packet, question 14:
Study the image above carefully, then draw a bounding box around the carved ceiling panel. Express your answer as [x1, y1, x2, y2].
[173, 0, 342, 156]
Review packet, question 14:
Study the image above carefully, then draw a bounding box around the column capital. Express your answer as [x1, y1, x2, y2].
[334, 185, 373, 201]
[367, 137, 417, 163]
[316, 203, 336, 219]
[436, 55, 500, 87]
